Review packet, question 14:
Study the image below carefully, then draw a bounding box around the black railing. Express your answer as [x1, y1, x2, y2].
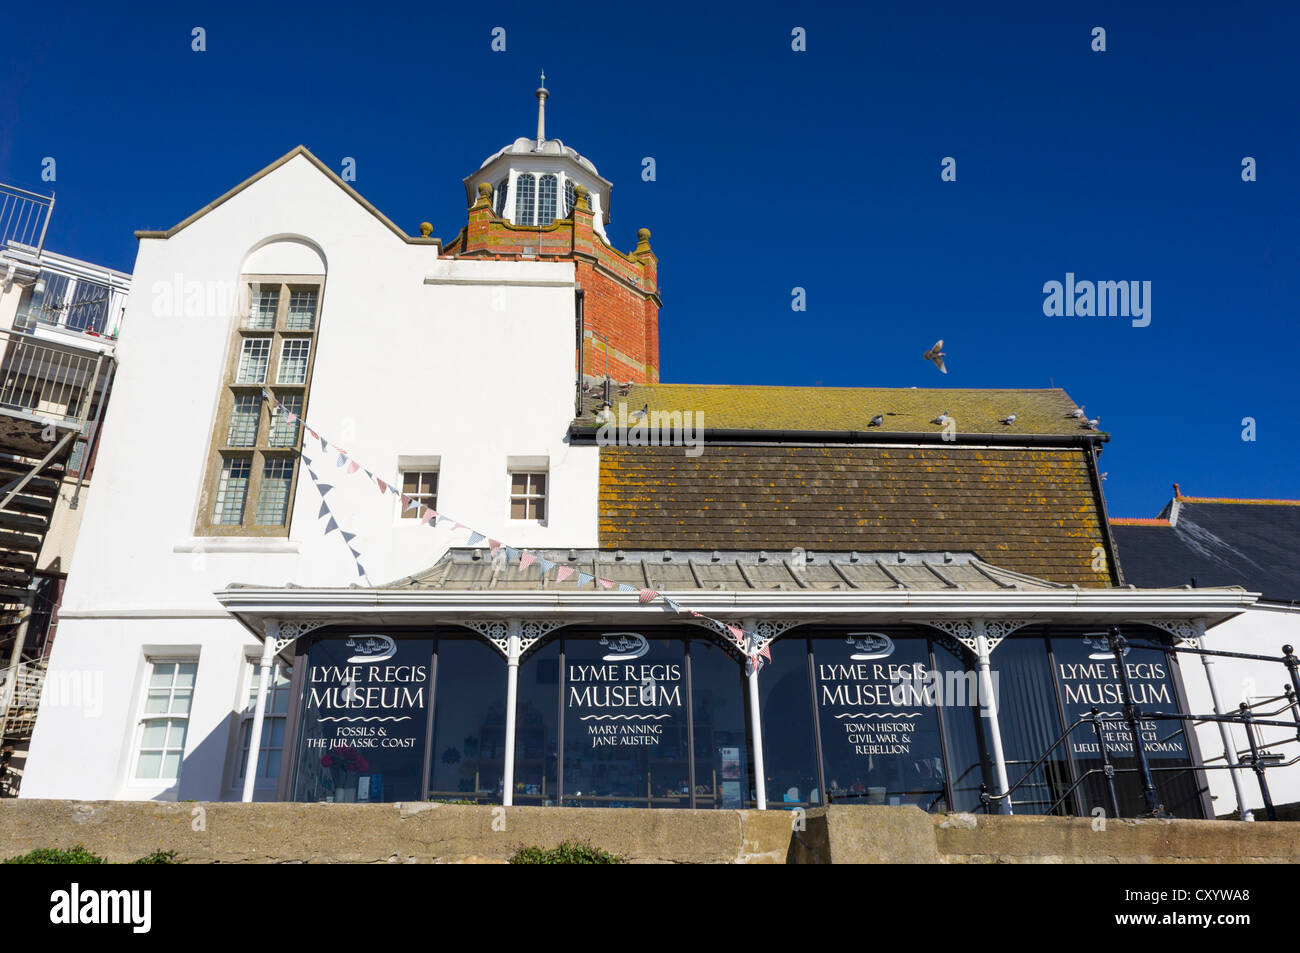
[980, 628, 1300, 821]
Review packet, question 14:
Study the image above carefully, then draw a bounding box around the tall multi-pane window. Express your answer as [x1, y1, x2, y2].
[277, 340, 311, 384]
[537, 174, 558, 226]
[227, 394, 261, 446]
[509, 471, 547, 520]
[198, 276, 322, 535]
[494, 178, 508, 216]
[285, 289, 317, 330]
[236, 660, 292, 783]
[255, 458, 295, 525]
[245, 288, 279, 329]
[514, 173, 536, 226]
[564, 179, 576, 216]
[134, 660, 197, 781]
[237, 338, 272, 383]
[269, 393, 302, 447]
[213, 456, 252, 524]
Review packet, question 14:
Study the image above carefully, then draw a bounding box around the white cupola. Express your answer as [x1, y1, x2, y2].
[462, 73, 614, 242]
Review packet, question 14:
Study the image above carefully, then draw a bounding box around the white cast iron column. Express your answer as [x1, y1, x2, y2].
[972, 620, 1012, 814]
[243, 618, 279, 803]
[1194, 619, 1253, 821]
[743, 618, 768, 810]
[502, 620, 521, 807]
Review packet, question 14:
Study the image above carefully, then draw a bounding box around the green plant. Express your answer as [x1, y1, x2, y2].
[4, 845, 178, 864]
[4, 845, 106, 864]
[508, 840, 625, 864]
[131, 849, 178, 864]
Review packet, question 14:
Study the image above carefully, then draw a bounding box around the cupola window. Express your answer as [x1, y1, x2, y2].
[514, 173, 536, 226]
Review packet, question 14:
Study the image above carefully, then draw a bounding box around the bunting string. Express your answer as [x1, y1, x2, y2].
[263, 389, 768, 667]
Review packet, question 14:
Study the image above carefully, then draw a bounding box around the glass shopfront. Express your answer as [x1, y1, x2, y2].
[286, 623, 1207, 818]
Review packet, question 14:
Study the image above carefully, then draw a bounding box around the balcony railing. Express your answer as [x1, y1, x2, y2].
[0, 332, 102, 426]
[0, 184, 54, 257]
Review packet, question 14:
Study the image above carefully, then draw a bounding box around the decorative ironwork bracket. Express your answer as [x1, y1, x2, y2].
[1145, 618, 1205, 647]
[270, 619, 333, 657]
[923, 619, 1032, 657]
[462, 619, 570, 660]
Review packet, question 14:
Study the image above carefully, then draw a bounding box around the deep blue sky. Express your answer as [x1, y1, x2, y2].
[4, 1, 1296, 517]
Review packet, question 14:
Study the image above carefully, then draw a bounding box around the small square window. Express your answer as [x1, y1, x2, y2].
[509, 471, 547, 520]
[400, 470, 438, 519]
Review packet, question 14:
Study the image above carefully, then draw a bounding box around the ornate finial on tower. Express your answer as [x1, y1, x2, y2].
[535, 70, 549, 146]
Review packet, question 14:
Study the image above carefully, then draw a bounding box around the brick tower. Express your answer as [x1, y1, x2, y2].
[441, 76, 661, 384]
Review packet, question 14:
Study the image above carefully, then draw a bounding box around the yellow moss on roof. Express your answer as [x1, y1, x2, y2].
[600, 383, 1095, 437]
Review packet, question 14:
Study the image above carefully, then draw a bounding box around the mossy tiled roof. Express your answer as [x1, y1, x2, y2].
[599, 444, 1111, 587]
[578, 383, 1099, 438]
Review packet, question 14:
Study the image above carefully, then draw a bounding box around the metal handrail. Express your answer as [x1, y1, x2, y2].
[0, 184, 54, 256]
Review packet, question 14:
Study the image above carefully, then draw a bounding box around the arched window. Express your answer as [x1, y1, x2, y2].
[494, 178, 508, 216]
[537, 174, 558, 226]
[564, 178, 576, 217]
[514, 173, 536, 226]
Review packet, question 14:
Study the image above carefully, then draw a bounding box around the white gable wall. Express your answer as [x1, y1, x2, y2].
[22, 154, 599, 800]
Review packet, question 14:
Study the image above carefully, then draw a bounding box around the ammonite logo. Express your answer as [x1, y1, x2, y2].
[345, 635, 397, 664]
[845, 633, 895, 660]
[599, 632, 649, 661]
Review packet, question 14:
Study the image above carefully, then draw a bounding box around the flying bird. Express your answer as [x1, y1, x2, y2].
[923, 340, 947, 374]
[629, 403, 648, 421]
[1000, 413, 1017, 426]
[869, 414, 884, 427]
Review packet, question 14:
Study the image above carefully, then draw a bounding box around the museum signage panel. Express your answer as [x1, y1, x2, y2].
[291, 635, 433, 802]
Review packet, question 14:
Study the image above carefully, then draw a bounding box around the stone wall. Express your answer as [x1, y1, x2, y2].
[1, 801, 1297, 864]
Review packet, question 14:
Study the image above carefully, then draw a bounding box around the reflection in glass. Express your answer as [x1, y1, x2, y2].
[758, 638, 820, 809]
[690, 639, 750, 809]
[513, 640, 559, 805]
[428, 637, 507, 803]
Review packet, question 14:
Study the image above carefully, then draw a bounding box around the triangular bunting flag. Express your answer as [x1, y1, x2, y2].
[402, 495, 419, 511]
[597, 578, 615, 590]
[617, 583, 637, 593]
[639, 589, 659, 605]
[307, 468, 320, 483]
[436, 515, 453, 526]
[341, 531, 357, 544]
[320, 435, 329, 453]
[576, 572, 593, 587]
[348, 546, 361, 560]
[363, 469, 373, 480]
[376, 478, 388, 494]
[317, 483, 334, 496]
[519, 552, 536, 572]
[324, 515, 339, 535]
[453, 521, 468, 531]
[556, 566, 575, 583]
[336, 452, 347, 468]
[346, 461, 360, 475]
[504, 547, 519, 563]
[663, 597, 681, 612]
[356, 562, 366, 576]
[317, 500, 330, 519]
[488, 539, 501, 556]
[420, 510, 436, 524]
[760, 642, 772, 661]
[538, 558, 555, 575]
[307, 427, 319, 441]
[726, 624, 744, 644]
[285, 411, 298, 424]
[467, 531, 485, 545]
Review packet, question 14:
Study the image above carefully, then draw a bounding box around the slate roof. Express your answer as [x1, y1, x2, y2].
[1113, 495, 1300, 604]
[598, 444, 1111, 587]
[384, 548, 1065, 592]
[574, 382, 1103, 440]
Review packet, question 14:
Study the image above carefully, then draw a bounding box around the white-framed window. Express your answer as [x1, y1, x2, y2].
[537, 174, 558, 226]
[514, 173, 537, 226]
[400, 469, 438, 519]
[285, 288, 318, 330]
[235, 659, 292, 784]
[494, 177, 508, 215]
[564, 178, 576, 216]
[133, 660, 197, 781]
[268, 392, 302, 447]
[509, 471, 547, 520]
[236, 337, 272, 383]
[277, 339, 311, 384]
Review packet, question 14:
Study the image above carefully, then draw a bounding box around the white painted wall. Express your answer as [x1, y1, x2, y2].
[1182, 606, 1300, 817]
[22, 153, 600, 801]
